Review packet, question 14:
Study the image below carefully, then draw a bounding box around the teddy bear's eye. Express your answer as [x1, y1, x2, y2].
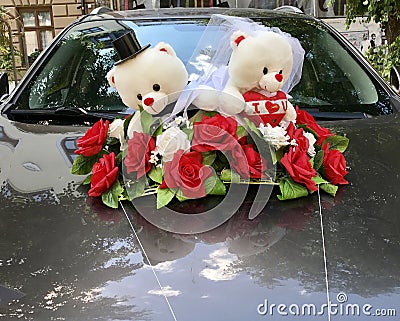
[153, 84, 161, 92]
[137, 94, 142, 100]
[263, 67, 268, 75]
[279, 70, 283, 74]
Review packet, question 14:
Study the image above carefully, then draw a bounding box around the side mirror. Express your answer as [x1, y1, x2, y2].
[390, 66, 400, 94]
[0, 72, 9, 98]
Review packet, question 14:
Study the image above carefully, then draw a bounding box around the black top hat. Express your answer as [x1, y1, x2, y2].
[112, 31, 150, 65]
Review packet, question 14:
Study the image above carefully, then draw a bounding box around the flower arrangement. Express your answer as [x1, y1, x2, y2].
[71, 107, 349, 209]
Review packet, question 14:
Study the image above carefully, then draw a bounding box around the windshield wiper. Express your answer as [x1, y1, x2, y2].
[54, 106, 88, 115]
[54, 106, 118, 120]
[306, 110, 369, 120]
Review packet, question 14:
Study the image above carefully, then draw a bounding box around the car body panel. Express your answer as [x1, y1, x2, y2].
[1, 113, 399, 319]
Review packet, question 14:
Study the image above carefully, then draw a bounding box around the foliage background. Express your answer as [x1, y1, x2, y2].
[346, 0, 400, 81]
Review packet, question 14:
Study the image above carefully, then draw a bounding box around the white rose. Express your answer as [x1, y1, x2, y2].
[156, 127, 190, 162]
[108, 118, 125, 148]
[258, 123, 290, 149]
[303, 132, 317, 157]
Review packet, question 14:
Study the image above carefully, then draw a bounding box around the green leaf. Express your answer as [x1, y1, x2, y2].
[244, 118, 262, 138]
[277, 178, 309, 201]
[126, 177, 146, 200]
[102, 180, 123, 209]
[324, 135, 349, 153]
[236, 125, 246, 138]
[320, 183, 338, 197]
[116, 151, 123, 165]
[157, 187, 176, 209]
[202, 111, 218, 118]
[269, 145, 278, 164]
[296, 124, 317, 138]
[204, 175, 216, 195]
[70, 153, 104, 175]
[202, 152, 217, 166]
[140, 110, 153, 134]
[220, 169, 241, 183]
[313, 150, 324, 171]
[176, 189, 188, 202]
[312, 174, 328, 185]
[148, 166, 163, 184]
[123, 114, 134, 138]
[208, 176, 226, 195]
[106, 136, 119, 146]
[153, 122, 163, 137]
[83, 174, 92, 185]
[182, 127, 194, 141]
[275, 146, 287, 163]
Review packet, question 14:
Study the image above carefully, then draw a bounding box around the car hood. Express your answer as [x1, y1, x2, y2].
[1, 114, 399, 320]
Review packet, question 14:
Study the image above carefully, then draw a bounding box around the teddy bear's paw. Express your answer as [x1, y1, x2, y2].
[282, 101, 297, 124]
[127, 113, 143, 138]
[192, 86, 219, 111]
[219, 90, 246, 115]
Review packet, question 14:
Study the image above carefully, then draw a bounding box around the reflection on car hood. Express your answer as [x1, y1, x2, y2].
[1, 114, 399, 320]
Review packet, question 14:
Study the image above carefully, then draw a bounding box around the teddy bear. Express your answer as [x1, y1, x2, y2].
[193, 30, 297, 128]
[106, 31, 188, 135]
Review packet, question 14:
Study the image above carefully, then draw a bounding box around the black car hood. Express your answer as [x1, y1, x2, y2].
[1, 114, 399, 320]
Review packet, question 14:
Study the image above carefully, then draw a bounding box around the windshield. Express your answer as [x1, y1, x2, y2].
[13, 15, 392, 117]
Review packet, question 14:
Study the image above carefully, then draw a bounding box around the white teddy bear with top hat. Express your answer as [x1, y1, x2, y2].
[107, 31, 188, 135]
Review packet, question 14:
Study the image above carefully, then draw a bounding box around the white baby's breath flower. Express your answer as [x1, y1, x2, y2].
[156, 127, 190, 162]
[303, 132, 317, 157]
[108, 118, 125, 148]
[258, 123, 290, 149]
[149, 150, 160, 164]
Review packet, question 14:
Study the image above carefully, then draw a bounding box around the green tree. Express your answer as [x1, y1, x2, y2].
[0, 5, 22, 79]
[345, 0, 400, 81]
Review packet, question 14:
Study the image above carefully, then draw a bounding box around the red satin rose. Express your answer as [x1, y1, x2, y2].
[231, 144, 267, 179]
[296, 106, 332, 145]
[286, 122, 309, 153]
[192, 114, 238, 152]
[88, 152, 119, 197]
[75, 119, 109, 156]
[160, 150, 213, 198]
[280, 146, 318, 191]
[322, 143, 349, 185]
[124, 132, 155, 179]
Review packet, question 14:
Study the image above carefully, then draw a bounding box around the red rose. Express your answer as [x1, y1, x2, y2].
[280, 147, 318, 191]
[192, 114, 238, 152]
[124, 132, 155, 179]
[322, 143, 349, 185]
[286, 122, 309, 153]
[231, 144, 267, 179]
[296, 106, 332, 145]
[88, 152, 119, 197]
[75, 119, 109, 156]
[160, 150, 213, 198]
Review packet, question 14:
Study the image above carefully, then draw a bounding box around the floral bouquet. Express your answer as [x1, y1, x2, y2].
[71, 107, 349, 209]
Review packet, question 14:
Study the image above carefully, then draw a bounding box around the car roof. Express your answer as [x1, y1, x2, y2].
[81, 7, 315, 22]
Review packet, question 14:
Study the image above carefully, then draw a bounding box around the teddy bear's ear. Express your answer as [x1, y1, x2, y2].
[231, 31, 247, 49]
[106, 68, 116, 88]
[154, 42, 177, 57]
